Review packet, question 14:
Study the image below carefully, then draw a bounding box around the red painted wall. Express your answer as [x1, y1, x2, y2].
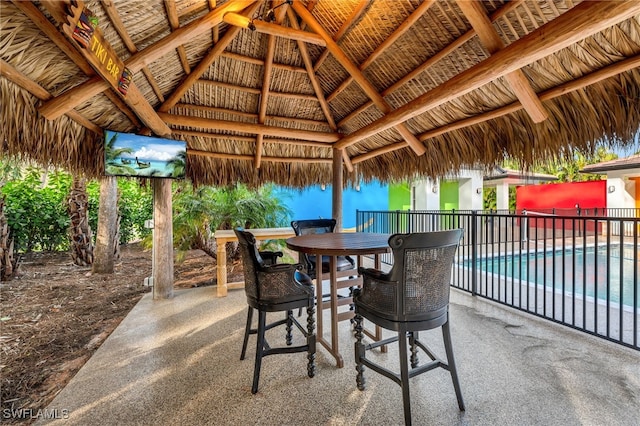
[516, 181, 606, 212]
[515, 181, 606, 232]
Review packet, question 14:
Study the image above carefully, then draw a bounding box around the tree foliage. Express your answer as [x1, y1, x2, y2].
[171, 182, 291, 259]
[1, 161, 152, 253]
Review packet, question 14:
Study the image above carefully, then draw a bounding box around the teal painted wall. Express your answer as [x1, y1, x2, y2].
[389, 183, 411, 210]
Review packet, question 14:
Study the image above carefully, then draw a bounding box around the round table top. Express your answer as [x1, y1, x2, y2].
[286, 232, 392, 256]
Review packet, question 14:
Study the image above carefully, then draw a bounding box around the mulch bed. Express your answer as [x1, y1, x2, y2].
[0, 244, 234, 424]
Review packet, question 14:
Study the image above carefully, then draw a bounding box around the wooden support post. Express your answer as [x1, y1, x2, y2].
[152, 179, 174, 300]
[332, 148, 343, 231]
[216, 240, 228, 297]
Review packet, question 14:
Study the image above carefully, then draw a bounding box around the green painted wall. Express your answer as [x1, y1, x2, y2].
[440, 181, 459, 210]
[389, 183, 411, 210]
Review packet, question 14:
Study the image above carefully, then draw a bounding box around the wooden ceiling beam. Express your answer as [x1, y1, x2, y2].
[37, 0, 256, 120]
[188, 149, 332, 164]
[312, 0, 370, 73]
[126, 0, 256, 71]
[160, 3, 261, 112]
[352, 54, 640, 164]
[336, 0, 525, 129]
[165, 0, 192, 74]
[103, 0, 165, 103]
[292, 1, 426, 156]
[174, 130, 332, 148]
[334, 0, 640, 150]
[223, 12, 326, 46]
[220, 51, 307, 73]
[327, 0, 435, 103]
[174, 103, 330, 128]
[255, 34, 277, 169]
[11, 1, 142, 128]
[287, 8, 353, 173]
[0, 59, 101, 134]
[158, 112, 340, 142]
[456, 0, 548, 123]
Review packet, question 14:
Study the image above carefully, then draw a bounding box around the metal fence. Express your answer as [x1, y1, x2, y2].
[356, 209, 639, 351]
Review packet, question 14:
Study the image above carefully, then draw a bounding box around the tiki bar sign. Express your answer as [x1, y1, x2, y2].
[63, 1, 133, 96]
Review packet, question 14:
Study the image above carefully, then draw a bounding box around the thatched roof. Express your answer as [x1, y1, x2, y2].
[1, 0, 640, 188]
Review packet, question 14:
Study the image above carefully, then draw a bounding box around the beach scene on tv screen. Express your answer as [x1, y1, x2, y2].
[105, 130, 186, 178]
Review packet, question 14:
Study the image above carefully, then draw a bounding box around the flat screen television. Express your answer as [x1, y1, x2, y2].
[104, 130, 186, 178]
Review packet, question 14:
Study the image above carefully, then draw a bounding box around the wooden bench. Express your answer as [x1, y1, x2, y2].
[213, 227, 296, 297]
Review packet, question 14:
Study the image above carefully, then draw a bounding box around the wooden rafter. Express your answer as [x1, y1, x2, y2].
[221, 51, 307, 73]
[158, 113, 340, 142]
[254, 34, 276, 168]
[189, 149, 332, 164]
[12, 0, 142, 128]
[352, 54, 640, 164]
[174, 104, 331, 129]
[174, 129, 332, 148]
[37, 0, 256, 121]
[159, 3, 261, 113]
[209, 0, 219, 42]
[292, 1, 426, 156]
[336, 0, 525, 129]
[312, 0, 370, 73]
[165, 0, 191, 75]
[103, 0, 165, 102]
[223, 13, 326, 46]
[456, 0, 548, 123]
[0, 59, 101, 134]
[334, 0, 640, 151]
[286, 8, 353, 173]
[327, 0, 435, 103]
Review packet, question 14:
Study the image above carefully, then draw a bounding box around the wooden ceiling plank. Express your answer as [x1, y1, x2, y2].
[327, 0, 435, 103]
[102, 0, 165, 102]
[456, 0, 548, 123]
[164, 0, 192, 74]
[159, 3, 261, 112]
[158, 113, 340, 142]
[334, 0, 640, 151]
[312, 0, 370, 72]
[286, 8, 352, 172]
[223, 12, 326, 46]
[292, 1, 426, 156]
[354, 53, 640, 165]
[1, 59, 102, 134]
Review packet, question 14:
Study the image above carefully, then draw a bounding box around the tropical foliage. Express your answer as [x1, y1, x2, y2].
[171, 182, 291, 260]
[0, 161, 152, 253]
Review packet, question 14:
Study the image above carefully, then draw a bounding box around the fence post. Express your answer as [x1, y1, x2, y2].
[471, 210, 478, 296]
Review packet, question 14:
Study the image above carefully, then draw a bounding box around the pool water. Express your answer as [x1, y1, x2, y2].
[471, 244, 639, 307]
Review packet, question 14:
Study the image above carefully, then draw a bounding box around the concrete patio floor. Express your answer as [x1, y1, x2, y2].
[39, 285, 639, 425]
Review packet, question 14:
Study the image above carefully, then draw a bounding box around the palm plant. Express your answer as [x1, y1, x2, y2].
[170, 182, 291, 261]
[67, 176, 94, 266]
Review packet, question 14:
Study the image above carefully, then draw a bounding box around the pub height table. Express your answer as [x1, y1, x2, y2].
[286, 232, 391, 368]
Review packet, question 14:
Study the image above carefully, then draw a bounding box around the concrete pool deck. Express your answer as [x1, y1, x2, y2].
[38, 286, 639, 425]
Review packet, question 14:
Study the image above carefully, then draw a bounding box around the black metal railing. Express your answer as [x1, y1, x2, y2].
[356, 209, 639, 351]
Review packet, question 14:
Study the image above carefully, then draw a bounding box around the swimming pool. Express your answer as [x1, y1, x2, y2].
[469, 244, 639, 308]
